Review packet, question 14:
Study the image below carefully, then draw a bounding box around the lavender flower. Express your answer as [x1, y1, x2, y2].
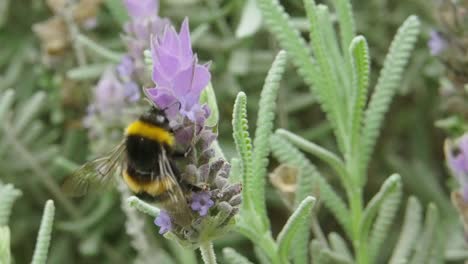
[154, 211, 172, 234]
[147, 18, 211, 122]
[428, 30, 448, 55]
[123, 0, 170, 66]
[191, 192, 214, 216]
[445, 134, 468, 201]
[124, 0, 159, 19]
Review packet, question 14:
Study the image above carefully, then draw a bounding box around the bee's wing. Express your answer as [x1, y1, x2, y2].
[62, 141, 126, 197]
[157, 149, 192, 226]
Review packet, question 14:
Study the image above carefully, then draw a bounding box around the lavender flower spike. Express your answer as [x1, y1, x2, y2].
[154, 211, 172, 234]
[445, 134, 468, 201]
[147, 18, 211, 122]
[124, 0, 159, 19]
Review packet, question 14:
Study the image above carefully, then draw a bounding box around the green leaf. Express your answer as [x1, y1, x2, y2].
[229, 158, 242, 183]
[311, 240, 351, 264]
[232, 92, 254, 210]
[277, 196, 316, 263]
[304, 0, 347, 152]
[127, 196, 160, 217]
[388, 197, 422, 264]
[368, 178, 402, 262]
[252, 50, 287, 228]
[0, 90, 14, 122]
[104, 0, 129, 25]
[31, 200, 55, 264]
[14, 91, 46, 133]
[0, 182, 22, 226]
[361, 16, 420, 176]
[360, 174, 401, 239]
[348, 36, 370, 183]
[0, 226, 11, 264]
[255, 0, 341, 149]
[270, 134, 351, 236]
[200, 83, 220, 127]
[316, 5, 349, 94]
[276, 129, 349, 189]
[223, 247, 254, 264]
[409, 203, 439, 264]
[329, 0, 355, 53]
[236, 0, 263, 38]
[328, 232, 353, 262]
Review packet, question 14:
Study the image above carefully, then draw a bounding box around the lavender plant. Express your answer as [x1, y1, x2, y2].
[0, 182, 55, 264]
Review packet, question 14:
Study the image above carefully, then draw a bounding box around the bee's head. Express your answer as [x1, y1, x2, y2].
[139, 106, 170, 127]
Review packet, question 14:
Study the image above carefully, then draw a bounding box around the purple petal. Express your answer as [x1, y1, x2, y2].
[147, 87, 177, 109]
[179, 18, 193, 60]
[185, 64, 211, 104]
[428, 30, 447, 56]
[154, 211, 172, 234]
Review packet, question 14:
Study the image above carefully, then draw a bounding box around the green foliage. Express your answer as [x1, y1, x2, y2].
[276, 196, 315, 263]
[223, 247, 254, 264]
[360, 175, 401, 248]
[409, 203, 439, 264]
[251, 50, 287, 227]
[0, 182, 22, 226]
[232, 92, 254, 210]
[310, 240, 352, 264]
[31, 200, 55, 264]
[0, 226, 11, 264]
[360, 16, 420, 177]
[270, 133, 351, 235]
[368, 179, 402, 262]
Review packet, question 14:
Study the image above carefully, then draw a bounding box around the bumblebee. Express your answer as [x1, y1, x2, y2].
[63, 106, 193, 226]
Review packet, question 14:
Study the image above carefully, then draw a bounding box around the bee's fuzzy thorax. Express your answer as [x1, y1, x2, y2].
[125, 120, 174, 146]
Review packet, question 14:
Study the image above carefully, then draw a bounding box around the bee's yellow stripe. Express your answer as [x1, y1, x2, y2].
[125, 120, 174, 146]
[123, 171, 173, 196]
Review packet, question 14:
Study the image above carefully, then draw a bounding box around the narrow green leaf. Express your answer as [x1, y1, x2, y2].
[66, 64, 109, 80]
[236, 0, 263, 38]
[317, 5, 349, 93]
[31, 200, 55, 264]
[255, 0, 341, 150]
[252, 50, 287, 228]
[360, 174, 401, 239]
[368, 178, 402, 262]
[76, 34, 124, 63]
[0, 90, 14, 122]
[0, 226, 11, 264]
[311, 240, 351, 264]
[328, 232, 353, 261]
[232, 92, 254, 210]
[15, 91, 46, 133]
[229, 158, 242, 183]
[329, 0, 355, 53]
[127, 196, 160, 217]
[270, 134, 351, 236]
[389, 197, 422, 264]
[409, 203, 439, 264]
[304, 0, 347, 153]
[276, 129, 349, 188]
[361, 16, 420, 176]
[0, 182, 22, 226]
[348, 36, 370, 184]
[223, 247, 254, 264]
[277, 196, 316, 263]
